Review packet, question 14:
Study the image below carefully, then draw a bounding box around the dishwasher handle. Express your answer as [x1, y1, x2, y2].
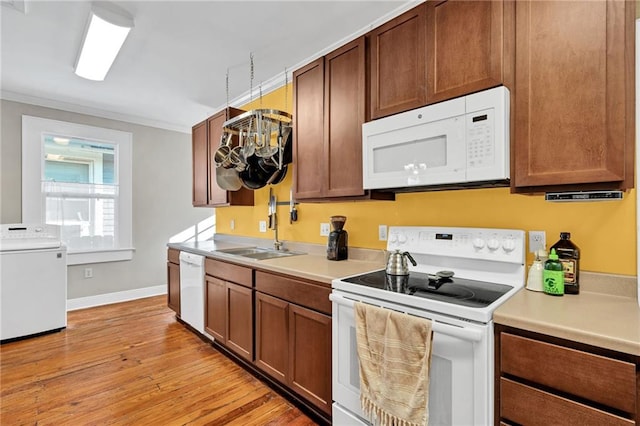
[329, 292, 484, 342]
[179, 252, 204, 267]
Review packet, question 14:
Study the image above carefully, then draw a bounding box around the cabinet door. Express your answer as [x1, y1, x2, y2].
[207, 108, 255, 207]
[288, 304, 332, 416]
[226, 281, 253, 362]
[293, 58, 325, 199]
[205, 276, 226, 342]
[513, 0, 634, 190]
[207, 111, 229, 206]
[426, 0, 506, 103]
[324, 37, 366, 198]
[255, 292, 288, 384]
[369, 3, 427, 120]
[167, 262, 180, 315]
[192, 120, 208, 206]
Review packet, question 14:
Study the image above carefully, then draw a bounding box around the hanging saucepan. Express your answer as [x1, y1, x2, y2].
[213, 132, 233, 168]
[216, 163, 242, 191]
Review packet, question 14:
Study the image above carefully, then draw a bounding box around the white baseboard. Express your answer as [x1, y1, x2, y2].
[67, 285, 166, 311]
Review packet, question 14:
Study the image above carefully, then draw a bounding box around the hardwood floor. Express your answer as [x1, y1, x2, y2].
[0, 296, 319, 425]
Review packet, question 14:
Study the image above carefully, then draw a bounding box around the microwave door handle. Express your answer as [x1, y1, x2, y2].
[329, 292, 483, 342]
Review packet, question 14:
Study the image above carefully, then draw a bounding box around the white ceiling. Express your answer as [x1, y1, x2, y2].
[1, 1, 415, 133]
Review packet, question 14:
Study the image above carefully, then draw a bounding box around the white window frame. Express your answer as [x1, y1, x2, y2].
[22, 115, 134, 265]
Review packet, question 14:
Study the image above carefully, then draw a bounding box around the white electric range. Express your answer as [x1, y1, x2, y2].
[330, 226, 525, 425]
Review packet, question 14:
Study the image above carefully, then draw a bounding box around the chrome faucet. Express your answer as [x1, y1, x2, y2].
[269, 189, 283, 251]
[273, 213, 283, 251]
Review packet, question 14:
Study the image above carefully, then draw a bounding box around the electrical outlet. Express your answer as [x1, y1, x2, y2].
[378, 225, 388, 241]
[84, 268, 93, 279]
[259, 221, 267, 233]
[230, 219, 235, 230]
[320, 223, 330, 236]
[529, 230, 546, 253]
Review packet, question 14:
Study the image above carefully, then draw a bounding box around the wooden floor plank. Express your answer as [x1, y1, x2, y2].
[0, 295, 319, 425]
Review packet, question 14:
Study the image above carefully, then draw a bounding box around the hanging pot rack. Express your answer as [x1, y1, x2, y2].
[222, 108, 292, 135]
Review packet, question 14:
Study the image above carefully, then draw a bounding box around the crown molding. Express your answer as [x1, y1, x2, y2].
[0, 90, 192, 134]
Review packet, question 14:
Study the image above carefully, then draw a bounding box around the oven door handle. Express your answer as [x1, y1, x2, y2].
[329, 292, 484, 342]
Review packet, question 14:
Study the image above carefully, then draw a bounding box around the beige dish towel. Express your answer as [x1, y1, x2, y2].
[355, 302, 434, 426]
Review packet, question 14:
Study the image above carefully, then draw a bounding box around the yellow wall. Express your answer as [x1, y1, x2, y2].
[215, 85, 637, 276]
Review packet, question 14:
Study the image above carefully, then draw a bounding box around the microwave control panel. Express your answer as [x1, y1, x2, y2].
[466, 108, 494, 169]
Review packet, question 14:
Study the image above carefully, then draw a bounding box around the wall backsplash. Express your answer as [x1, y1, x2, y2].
[215, 85, 637, 276]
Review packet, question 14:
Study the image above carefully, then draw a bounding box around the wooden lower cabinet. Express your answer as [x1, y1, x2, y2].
[167, 248, 180, 315]
[495, 325, 639, 425]
[255, 292, 288, 384]
[205, 262, 254, 362]
[254, 271, 332, 417]
[205, 276, 226, 341]
[288, 304, 332, 415]
[226, 282, 253, 361]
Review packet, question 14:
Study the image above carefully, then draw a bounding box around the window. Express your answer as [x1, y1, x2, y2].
[22, 116, 133, 265]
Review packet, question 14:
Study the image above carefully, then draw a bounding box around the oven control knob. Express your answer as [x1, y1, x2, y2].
[398, 234, 408, 244]
[502, 238, 516, 252]
[472, 238, 485, 249]
[388, 234, 398, 243]
[487, 238, 500, 251]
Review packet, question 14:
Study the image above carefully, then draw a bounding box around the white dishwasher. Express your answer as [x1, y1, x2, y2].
[0, 224, 67, 342]
[179, 251, 205, 335]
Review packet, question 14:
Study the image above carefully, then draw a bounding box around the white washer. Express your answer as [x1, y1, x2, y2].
[1, 224, 67, 342]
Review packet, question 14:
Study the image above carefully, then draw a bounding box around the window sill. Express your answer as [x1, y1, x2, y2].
[66, 248, 135, 265]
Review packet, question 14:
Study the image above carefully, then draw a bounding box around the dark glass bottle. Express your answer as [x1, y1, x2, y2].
[550, 232, 580, 294]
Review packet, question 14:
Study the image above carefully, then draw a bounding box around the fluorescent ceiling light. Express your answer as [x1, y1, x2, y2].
[74, 4, 134, 81]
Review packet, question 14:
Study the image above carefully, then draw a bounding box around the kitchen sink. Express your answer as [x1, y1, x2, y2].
[215, 247, 305, 260]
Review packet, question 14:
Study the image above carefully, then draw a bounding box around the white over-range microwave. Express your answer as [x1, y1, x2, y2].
[362, 86, 510, 191]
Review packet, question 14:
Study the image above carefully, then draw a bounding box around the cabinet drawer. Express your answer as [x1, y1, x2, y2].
[255, 271, 331, 315]
[501, 333, 636, 414]
[167, 248, 180, 264]
[205, 258, 252, 287]
[500, 378, 634, 426]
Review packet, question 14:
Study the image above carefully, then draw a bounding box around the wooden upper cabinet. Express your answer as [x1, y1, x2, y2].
[293, 37, 391, 201]
[192, 107, 254, 207]
[426, 0, 506, 103]
[369, 3, 427, 120]
[192, 120, 208, 206]
[324, 37, 366, 198]
[293, 58, 325, 200]
[513, 0, 635, 191]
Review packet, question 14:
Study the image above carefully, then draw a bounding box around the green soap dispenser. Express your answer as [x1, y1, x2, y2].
[543, 248, 564, 296]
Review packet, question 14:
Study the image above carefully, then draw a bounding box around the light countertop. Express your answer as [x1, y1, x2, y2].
[494, 287, 640, 356]
[170, 237, 640, 356]
[168, 238, 384, 285]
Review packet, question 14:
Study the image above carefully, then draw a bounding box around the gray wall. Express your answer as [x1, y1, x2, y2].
[0, 100, 212, 299]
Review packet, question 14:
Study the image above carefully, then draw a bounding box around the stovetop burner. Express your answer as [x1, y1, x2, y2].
[342, 270, 513, 308]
